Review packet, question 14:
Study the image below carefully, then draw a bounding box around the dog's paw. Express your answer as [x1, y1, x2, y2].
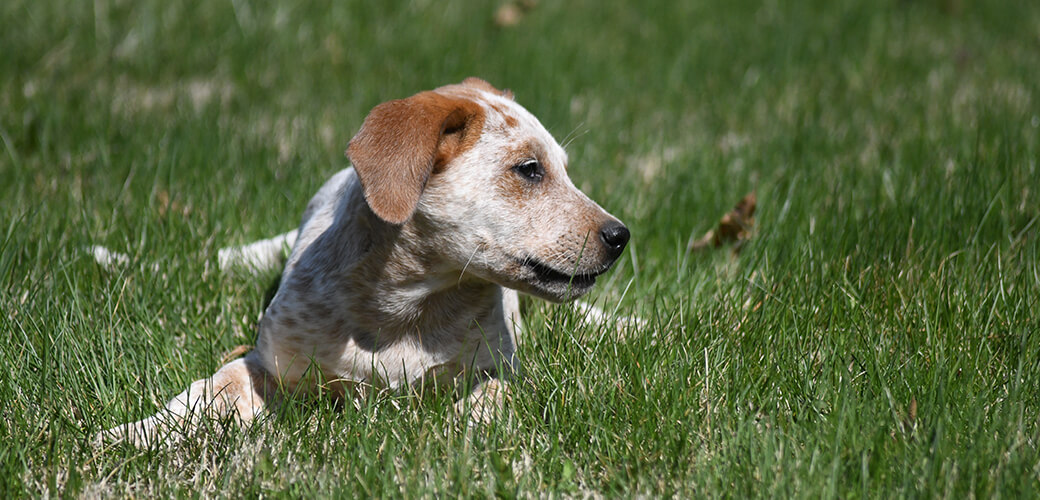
[572, 300, 647, 330]
[456, 378, 510, 425]
[94, 416, 180, 450]
[218, 230, 297, 273]
[88, 245, 130, 269]
[93, 422, 143, 449]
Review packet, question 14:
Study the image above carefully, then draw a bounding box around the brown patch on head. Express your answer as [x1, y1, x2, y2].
[347, 91, 486, 224]
[503, 139, 546, 168]
[459, 77, 514, 100]
[493, 140, 551, 205]
[488, 101, 520, 128]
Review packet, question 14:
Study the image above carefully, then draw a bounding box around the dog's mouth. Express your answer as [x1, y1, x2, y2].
[514, 256, 605, 294]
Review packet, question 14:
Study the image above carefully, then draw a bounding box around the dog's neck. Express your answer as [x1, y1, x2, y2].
[342, 205, 504, 345]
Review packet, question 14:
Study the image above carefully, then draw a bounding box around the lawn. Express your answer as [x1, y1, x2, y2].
[2, 0, 1038, 497]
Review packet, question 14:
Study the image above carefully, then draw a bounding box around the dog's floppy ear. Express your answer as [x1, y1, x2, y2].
[347, 92, 484, 224]
[461, 77, 514, 100]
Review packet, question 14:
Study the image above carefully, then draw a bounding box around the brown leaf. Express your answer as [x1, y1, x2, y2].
[689, 192, 757, 254]
[495, 0, 538, 27]
[897, 396, 918, 439]
[495, 4, 524, 27]
[155, 189, 192, 218]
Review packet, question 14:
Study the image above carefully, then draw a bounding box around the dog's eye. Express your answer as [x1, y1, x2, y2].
[512, 160, 544, 182]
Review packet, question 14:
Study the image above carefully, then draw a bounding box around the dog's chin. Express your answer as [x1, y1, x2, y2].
[520, 278, 596, 303]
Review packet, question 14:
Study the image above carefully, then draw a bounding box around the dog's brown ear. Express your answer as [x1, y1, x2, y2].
[461, 77, 514, 100]
[347, 92, 484, 224]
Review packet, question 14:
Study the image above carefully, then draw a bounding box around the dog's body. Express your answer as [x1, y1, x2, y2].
[101, 78, 629, 446]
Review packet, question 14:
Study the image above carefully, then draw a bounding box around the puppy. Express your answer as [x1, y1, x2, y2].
[100, 78, 629, 446]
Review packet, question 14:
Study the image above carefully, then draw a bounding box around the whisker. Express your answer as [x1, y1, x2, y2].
[561, 122, 589, 150]
[459, 244, 482, 285]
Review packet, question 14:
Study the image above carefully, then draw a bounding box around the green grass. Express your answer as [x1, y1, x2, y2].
[2, 0, 1039, 496]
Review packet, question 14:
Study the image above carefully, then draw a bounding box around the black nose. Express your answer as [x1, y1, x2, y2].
[599, 221, 630, 258]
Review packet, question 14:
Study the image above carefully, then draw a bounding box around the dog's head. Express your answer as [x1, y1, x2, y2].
[347, 78, 629, 302]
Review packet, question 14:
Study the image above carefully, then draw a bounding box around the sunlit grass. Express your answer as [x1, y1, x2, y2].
[2, 0, 1038, 496]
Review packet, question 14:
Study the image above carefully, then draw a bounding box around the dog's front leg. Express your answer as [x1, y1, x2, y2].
[455, 377, 511, 425]
[453, 290, 522, 425]
[98, 351, 275, 447]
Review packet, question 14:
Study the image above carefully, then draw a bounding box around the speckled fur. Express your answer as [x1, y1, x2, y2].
[99, 78, 627, 446]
